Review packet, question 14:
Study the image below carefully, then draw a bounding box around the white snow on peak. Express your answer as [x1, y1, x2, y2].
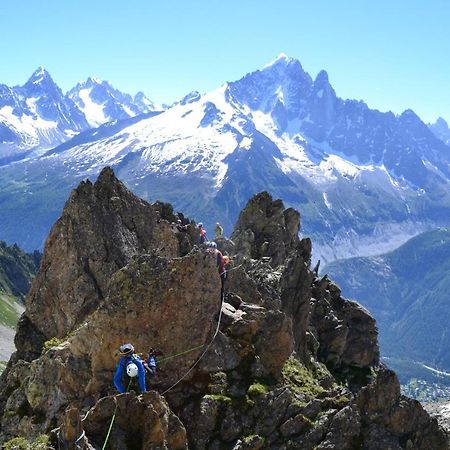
[59, 85, 246, 187]
[30, 67, 48, 85]
[0, 105, 60, 148]
[263, 53, 291, 69]
[77, 88, 107, 127]
[89, 76, 102, 84]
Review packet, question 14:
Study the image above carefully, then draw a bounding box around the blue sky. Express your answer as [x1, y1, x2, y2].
[1, 0, 449, 123]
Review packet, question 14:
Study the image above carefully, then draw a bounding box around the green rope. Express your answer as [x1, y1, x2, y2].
[158, 344, 206, 364]
[101, 378, 132, 450]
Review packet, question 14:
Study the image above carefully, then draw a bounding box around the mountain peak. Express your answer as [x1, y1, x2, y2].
[399, 108, 423, 125]
[26, 66, 53, 86]
[180, 90, 201, 105]
[434, 117, 449, 128]
[2, 169, 446, 448]
[87, 76, 102, 84]
[314, 70, 330, 85]
[263, 52, 294, 69]
[83, 76, 105, 88]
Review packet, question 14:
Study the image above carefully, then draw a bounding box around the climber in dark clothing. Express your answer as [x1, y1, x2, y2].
[176, 219, 188, 232]
[143, 348, 163, 380]
[113, 343, 147, 394]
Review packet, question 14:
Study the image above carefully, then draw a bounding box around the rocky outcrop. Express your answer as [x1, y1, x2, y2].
[83, 392, 187, 450]
[0, 170, 447, 449]
[14, 167, 193, 362]
[357, 366, 448, 449]
[309, 276, 379, 383]
[425, 402, 450, 436]
[231, 191, 301, 268]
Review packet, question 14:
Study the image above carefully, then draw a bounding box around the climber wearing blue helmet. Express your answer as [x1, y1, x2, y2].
[113, 343, 147, 394]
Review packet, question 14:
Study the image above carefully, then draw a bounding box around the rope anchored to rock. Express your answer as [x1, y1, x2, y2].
[160, 292, 226, 395]
[99, 292, 225, 448]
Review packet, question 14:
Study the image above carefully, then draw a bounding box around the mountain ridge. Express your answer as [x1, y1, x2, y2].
[0, 67, 158, 156]
[0, 167, 446, 448]
[1, 56, 450, 265]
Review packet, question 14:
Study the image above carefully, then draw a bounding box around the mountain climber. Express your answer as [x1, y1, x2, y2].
[215, 222, 223, 239]
[143, 347, 163, 380]
[208, 241, 228, 296]
[114, 343, 147, 394]
[176, 219, 188, 232]
[198, 222, 207, 244]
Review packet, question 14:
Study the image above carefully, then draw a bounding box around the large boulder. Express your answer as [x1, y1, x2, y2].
[83, 392, 187, 450]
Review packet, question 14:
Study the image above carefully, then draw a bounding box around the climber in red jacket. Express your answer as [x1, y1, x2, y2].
[198, 222, 207, 244]
[208, 241, 227, 297]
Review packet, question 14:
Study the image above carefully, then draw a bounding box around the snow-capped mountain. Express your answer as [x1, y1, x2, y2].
[67, 78, 158, 128]
[0, 68, 158, 158]
[429, 117, 450, 145]
[1, 55, 450, 263]
[0, 67, 88, 156]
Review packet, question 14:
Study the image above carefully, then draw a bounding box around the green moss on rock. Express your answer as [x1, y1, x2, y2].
[41, 336, 63, 354]
[3, 434, 50, 450]
[247, 382, 269, 397]
[281, 356, 325, 400]
[203, 394, 232, 404]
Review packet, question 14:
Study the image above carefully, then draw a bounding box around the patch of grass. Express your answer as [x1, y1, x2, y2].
[32, 435, 51, 450]
[3, 437, 29, 450]
[282, 356, 325, 401]
[326, 395, 350, 409]
[41, 336, 63, 354]
[247, 382, 269, 397]
[3, 434, 51, 450]
[203, 394, 232, 404]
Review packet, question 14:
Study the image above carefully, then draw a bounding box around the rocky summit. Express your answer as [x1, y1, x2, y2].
[0, 167, 447, 449]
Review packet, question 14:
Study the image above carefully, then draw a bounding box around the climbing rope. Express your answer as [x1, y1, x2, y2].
[99, 292, 225, 448]
[101, 377, 132, 450]
[160, 292, 225, 396]
[157, 343, 206, 364]
[99, 262, 235, 447]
